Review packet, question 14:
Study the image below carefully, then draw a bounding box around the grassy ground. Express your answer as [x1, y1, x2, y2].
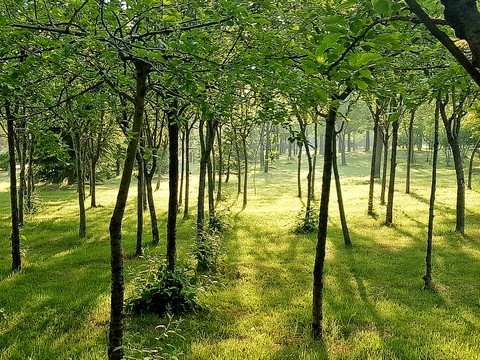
[1, 150, 480, 359]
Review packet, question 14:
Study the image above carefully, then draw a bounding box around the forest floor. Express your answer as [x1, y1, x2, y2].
[1, 150, 480, 359]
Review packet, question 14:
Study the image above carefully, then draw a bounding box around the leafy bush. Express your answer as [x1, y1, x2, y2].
[193, 229, 225, 273]
[293, 208, 318, 234]
[127, 261, 199, 317]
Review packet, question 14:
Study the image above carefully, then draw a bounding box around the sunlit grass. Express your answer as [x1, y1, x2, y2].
[1, 149, 480, 359]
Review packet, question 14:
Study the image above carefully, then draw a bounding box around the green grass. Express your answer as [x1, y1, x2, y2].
[1, 149, 480, 359]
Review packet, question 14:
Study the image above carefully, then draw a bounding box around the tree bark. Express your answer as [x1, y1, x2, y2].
[135, 151, 144, 256]
[167, 117, 179, 272]
[333, 129, 351, 247]
[380, 126, 389, 206]
[6, 104, 21, 272]
[439, 95, 466, 234]
[385, 119, 399, 226]
[71, 130, 86, 238]
[108, 60, 149, 360]
[216, 126, 223, 202]
[374, 125, 383, 178]
[184, 121, 191, 219]
[26, 133, 34, 211]
[312, 89, 350, 340]
[367, 113, 380, 215]
[468, 137, 480, 189]
[365, 131, 370, 151]
[297, 142, 303, 198]
[406, 109, 416, 194]
[312, 103, 338, 339]
[242, 133, 248, 209]
[424, 93, 440, 290]
[178, 130, 185, 211]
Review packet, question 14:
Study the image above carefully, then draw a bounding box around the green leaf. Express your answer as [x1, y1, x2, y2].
[372, 0, 391, 16]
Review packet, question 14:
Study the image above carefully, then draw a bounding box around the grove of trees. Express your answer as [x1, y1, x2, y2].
[1, 0, 480, 359]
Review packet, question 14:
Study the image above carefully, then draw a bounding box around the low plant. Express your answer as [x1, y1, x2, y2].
[127, 260, 199, 317]
[193, 229, 225, 273]
[293, 208, 318, 234]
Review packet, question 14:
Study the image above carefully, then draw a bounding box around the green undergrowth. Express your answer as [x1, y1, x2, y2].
[1, 150, 480, 359]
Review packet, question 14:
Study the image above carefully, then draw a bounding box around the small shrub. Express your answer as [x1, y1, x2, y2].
[127, 261, 199, 317]
[293, 208, 318, 234]
[193, 229, 225, 273]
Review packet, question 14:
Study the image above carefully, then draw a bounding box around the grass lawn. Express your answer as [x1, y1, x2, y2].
[1, 150, 480, 359]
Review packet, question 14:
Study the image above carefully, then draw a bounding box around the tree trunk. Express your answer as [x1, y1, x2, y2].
[6, 104, 21, 271]
[72, 130, 86, 238]
[178, 130, 185, 211]
[90, 155, 97, 208]
[347, 131, 351, 152]
[136, 152, 144, 257]
[440, 99, 466, 234]
[374, 125, 383, 178]
[216, 126, 223, 201]
[406, 109, 416, 194]
[167, 118, 179, 272]
[16, 129, 26, 227]
[260, 123, 265, 167]
[297, 142, 303, 198]
[197, 118, 216, 236]
[184, 124, 191, 219]
[365, 131, 370, 151]
[312, 122, 318, 199]
[367, 114, 380, 215]
[467, 137, 480, 189]
[424, 93, 440, 290]
[207, 155, 215, 218]
[341, 130, 346, 165]
[242, 134, 248, 209]
[380, 127, 389, 206]
[385, 119, 399, 226]
[264, 122, 271, 173]
[234, 127, 242, 194]
[333, 130, 351, 247]
[26, 133, 34, 211]
[312, 98, 346, 340]
[108, 60, 149, 360]
[144, 159, 159, 245]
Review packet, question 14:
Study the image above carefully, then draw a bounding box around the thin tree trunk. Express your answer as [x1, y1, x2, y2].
[167, 118, 179, 272]
[312, 122, 318, 199]
[374, 125, 383, 178]
[144, 160, 159, 245]
[297, 142, 303, 198]
[380, 127, 389, 206]
[365, 131, 370, 151]
[341, 130, 346, 165]
[178, 130, 185, 211]
[385, 119, 399, 226]
[184, 124, 191, 219]
[216, 126, 223, 202]
[242, 134, 248, 209]
[26, 133, 34, 211]
[17, 129, 26, 226]
[312, 94, 348, 340]
[6, 104, 21, 271]
[136, 152, 144, 257]
[333, 130, 351, 247]
[207, 155, 215, 218]
[424, 93, 440, 290]
[468, 137, 480, 189]
[72, 130, 86, 238]
[264, 122, 271, 173]
[406, 109, 416, 194]
[108, 60, 149, 360]
[90, 156, 97, 208]
[367, 114, 380, 215]
[234, 127, 242, 194]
